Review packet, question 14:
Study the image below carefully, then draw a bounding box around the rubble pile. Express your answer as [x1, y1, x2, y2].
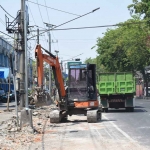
[0, 104, 57, 150]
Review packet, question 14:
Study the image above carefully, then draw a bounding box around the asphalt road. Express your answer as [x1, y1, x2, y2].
[104, 98, 150, 149]
[27, 98, 150, 150]
[1, 98, 150, 149]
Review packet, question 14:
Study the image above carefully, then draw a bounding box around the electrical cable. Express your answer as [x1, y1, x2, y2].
[0, 5, 15, 19]
[0, 18, 5, 26]
[27, 2, 36, 25]
[36, 0, 48, 47]
[43, 0, 56, 50]
[31, 21, 148, 32]
[28, 0, 80, 16]
[27, 2, 39, 54]
[0, 30, 16, 40]
[28, 7, 100, 40]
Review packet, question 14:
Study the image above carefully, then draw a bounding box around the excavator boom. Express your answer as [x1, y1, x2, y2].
[34, 44, 66, 106]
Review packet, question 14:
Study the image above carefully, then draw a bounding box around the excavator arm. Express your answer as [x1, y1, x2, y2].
[35, 44, 66, 99]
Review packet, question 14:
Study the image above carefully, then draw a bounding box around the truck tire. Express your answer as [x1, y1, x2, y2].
[126, 107, 130, 112]
[130, 107, 134, 112]
[126, 107, 134, 112]
[104, 108, 108, 113]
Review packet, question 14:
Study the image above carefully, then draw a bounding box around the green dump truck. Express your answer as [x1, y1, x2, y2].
[97, 72, 135, 112]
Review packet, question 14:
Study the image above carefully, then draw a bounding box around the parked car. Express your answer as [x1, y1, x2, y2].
[0, 88, 5, 102]
[0, 88, 5, 96]
[1, 90, 15, 103]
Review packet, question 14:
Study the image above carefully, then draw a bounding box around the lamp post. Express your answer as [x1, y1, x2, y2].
[55, 50, 59, 57]
[44, 22, 56, 95]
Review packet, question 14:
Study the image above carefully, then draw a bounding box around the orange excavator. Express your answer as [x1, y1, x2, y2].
[35, 44, 102, 123]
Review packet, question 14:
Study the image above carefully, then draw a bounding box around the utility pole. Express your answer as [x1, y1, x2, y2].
[37, 28, 39, 44]
[24, 0, 28, 108]
[44, 23, 56, 95]
[5, 0, 32, 128]
[19, 0, 26, 108]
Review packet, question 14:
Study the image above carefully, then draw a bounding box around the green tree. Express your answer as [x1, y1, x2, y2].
[128, 0, 150, 19]
[84, 57, 96, 64]
[32, 59, 36, 78]
[84, 57, 105, 72]
[94, 18, 150, 73]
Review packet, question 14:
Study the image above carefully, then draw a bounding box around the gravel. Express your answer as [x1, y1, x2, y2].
[0, 104, 57, 150]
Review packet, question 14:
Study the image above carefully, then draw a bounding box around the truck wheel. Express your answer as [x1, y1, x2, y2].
[126, 107, 130, 112]
[126, 107, 134, 112]
[104, 108, 108, 113]
[130, 107, 134, 112]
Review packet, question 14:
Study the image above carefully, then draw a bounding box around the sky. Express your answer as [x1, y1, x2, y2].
[0, 0, 133, 67]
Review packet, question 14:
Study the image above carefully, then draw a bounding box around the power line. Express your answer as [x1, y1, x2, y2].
[0, 5, 15, 19]
[27, 2, 39, 51]
[43, 0, 57, 50]
[47, 21, 149, 31]
[44, 0, 50, 24]
[36, 0, 48, 47]
[36, 0, 44, 24]
[0, 17, 5, 26]
[58, 39, 96, 40]
[0, 30, 16, 40]
[62, 53, 84, 62]
[29, 21, 147, 34]
[28, 0, 80, 16]
[27, 2, 36, 25]
[28, 8, 100, 40]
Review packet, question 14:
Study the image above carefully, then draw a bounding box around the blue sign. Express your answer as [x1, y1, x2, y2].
[0, 71, 4, 78]
[67, 61, 82, 68]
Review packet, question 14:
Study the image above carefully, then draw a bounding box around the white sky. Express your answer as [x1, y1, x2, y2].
[0, 0, 133, 64]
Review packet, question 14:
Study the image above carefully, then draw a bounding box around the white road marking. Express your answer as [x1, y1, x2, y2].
[103, 115, 135, 142]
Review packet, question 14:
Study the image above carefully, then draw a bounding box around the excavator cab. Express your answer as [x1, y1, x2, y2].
[68, 64, 97, 103]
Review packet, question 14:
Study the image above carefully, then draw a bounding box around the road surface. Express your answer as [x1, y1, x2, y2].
[0, 101, 15, 111]
[26, 98, 150, 150]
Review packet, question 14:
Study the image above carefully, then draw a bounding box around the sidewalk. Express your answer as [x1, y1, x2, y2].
[0, 101, 17, 123]
[0, 110, 17, 122]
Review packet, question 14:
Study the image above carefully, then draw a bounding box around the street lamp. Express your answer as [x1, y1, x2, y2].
[43, 22, 56, 95]
[55, 50, 59, 57]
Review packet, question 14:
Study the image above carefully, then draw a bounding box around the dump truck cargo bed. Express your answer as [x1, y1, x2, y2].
[97, 72, 135, 112]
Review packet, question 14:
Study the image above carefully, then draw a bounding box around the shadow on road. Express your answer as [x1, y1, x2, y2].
[0, 102, 15, 107]
[100, 119, 116, 122]
[105, 108, 147, 113]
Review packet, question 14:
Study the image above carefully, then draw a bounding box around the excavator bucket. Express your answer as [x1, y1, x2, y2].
[29, 87, 53, 107]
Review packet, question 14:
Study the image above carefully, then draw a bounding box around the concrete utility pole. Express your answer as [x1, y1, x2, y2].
[19, 0, 26, 108]
[24, 0, 28, 108]
[20, 0, 33, 129]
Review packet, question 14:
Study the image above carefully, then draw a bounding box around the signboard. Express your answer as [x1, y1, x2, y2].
[67, 61, 82, 69]
[0, 71, 4, 78]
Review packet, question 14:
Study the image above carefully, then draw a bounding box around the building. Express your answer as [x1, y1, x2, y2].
[0, 36, 14, 91]
[0, 37, 12, 68]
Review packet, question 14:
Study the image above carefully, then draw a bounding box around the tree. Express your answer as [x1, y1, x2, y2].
[94, 18, 150, 73]
[84, 57, 96, 64]
[84, 57, 105, 72]
[32, 60, 36, 78]
[128, 0, 150, 20]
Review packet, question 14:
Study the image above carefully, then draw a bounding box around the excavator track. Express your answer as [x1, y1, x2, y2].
[50, 110, 60, 123]
[87, 110, 101, 123]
